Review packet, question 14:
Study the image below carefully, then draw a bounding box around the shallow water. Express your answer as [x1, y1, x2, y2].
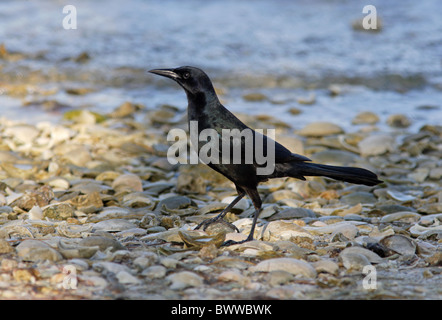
[0, 0, 441, 131]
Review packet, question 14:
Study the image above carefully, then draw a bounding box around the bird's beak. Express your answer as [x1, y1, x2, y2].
[148, 68, 181, 80]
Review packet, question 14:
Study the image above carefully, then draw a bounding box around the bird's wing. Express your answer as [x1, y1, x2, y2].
[253, 130, 311, 164]
[208, 104, 311, 164]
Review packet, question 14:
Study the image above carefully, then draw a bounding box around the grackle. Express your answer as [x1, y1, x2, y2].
[149, 66, 382, 245]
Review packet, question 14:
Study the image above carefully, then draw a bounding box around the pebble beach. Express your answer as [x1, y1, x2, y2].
[0, 98, 440, 299]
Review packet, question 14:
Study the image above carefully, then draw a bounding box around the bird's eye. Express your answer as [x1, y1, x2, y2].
[183, 72, 190, 79]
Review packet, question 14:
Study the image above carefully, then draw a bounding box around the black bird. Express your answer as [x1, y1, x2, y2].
[149, 66, 382, 245]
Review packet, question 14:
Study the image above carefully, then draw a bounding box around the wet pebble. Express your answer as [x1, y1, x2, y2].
[297, 122, 344, 137]
[387, 114, 411, 128]
[352, 111, 380, 125]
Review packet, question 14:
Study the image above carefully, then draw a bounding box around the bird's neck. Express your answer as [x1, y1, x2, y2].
[186, 90, 219, 122]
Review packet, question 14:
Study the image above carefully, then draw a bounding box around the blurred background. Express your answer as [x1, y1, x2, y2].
[0, 0, 441, 132]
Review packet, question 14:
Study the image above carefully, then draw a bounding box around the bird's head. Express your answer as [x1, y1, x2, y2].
[149, 66, 215, 97]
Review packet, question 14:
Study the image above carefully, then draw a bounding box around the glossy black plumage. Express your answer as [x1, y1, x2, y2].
[149, 66, 382, 245]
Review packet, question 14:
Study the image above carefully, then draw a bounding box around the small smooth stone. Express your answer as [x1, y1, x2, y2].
[0, 239, 14, 254]
[256, 204, 279, 219]
[225, 232, 249, 243]
[43, 203, 75, 220]
[116, 270, 142, 285]
[377, 204, 416, 214]
[121, 193, 154, 208]
[297, 122, 344, 137]
[133, 253, 158, 269]
[429, 167, 442, 180]
[249, 257, 317, 278]
[387, 114, 411, 128]
[63, 146, 92, 166]
[268, 208, 317, 221]
[310, 149, 360, 166]
[267, 270, 295, 286]
[304, 221, 360, 237]
[242, 92, 268, 102]
[311, 259, 339, 275]
[265, 190, 303, 203]
[386, 190, 415, 202]
[352, 111, 379, 125]
[380, 212, 421, 223]
[222, 196, 250, 211]
[358, 134, 395, 156]
[275, 134, 304, 155]
[166, 271, 204, 290]
[28, 205, 44, 220]
[340, 246, 383, 264]
[142, 265, 167, 279]
[92, 219, 138, 232]
[329, 223, 358, 240]
[112, 174, 143, 192]
[380, 235, 416, 256]
[218, 269, 249, 285]
[115, 227, 147, 237]
[261, 221, 313, 242]
[16, 240, 63, 262]
[47, 178, 70, 190]
[160, 257, 179, 269]
[340, 252, 371, 271]
[79, 236, 125, 252]
[4, 125, 39, 144]
[155, 195, 197, 214]
[93, 261, 131, 274]
[341, 192, 376, 205]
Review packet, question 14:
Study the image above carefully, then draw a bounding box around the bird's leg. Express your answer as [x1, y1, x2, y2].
[221, 204, 262, 246]
[195, 192, 246, 231]
[222, 188, 262, 246]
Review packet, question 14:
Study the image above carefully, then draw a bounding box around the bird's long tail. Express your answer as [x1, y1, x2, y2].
[290, 162, 382, 186]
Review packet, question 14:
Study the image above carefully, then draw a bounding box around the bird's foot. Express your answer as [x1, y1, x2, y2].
[221, 236, 254, 247]
[195, 216, 239, 233]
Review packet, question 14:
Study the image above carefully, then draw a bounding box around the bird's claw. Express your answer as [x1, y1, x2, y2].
[221, 236, 254, 247]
